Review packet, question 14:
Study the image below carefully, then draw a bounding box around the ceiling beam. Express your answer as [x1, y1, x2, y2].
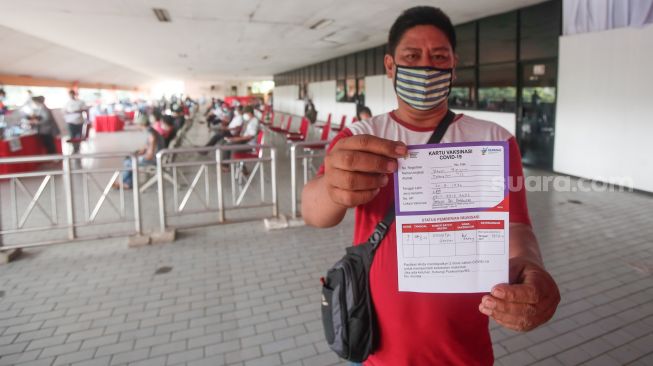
[0, 73, 139, 91]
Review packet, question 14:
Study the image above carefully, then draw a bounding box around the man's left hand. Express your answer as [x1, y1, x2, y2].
[479, 257, 560, 332]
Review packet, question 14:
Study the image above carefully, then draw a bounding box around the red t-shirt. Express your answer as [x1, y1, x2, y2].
[317, 112, 531, 365]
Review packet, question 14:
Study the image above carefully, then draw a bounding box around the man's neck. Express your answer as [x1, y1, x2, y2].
[394, 101, 449, 128]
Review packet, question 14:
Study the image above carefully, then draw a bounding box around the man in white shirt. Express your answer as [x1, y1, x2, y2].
[220, 106, 260, 164]
[226, 106, 259, 146]
[64, 90, 87, 153]
[204, 106, 242, 147]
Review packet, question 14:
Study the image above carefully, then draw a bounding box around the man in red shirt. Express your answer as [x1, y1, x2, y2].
[302, 6, 560, 365]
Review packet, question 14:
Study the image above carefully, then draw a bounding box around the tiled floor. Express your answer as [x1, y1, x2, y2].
[1, 115, 652, 365]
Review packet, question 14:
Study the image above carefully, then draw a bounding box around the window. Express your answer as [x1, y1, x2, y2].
[455, 23, 476, 67]
[520, 0, 561, 61]
[449, 67, 475, 109]
[336, 58, 346, 80]
[356, 51, 366, 78]
[336, 80, 346, 102]
[366, 48, 376, 75]
[329, 59, 337, 80]
[1, 86, 69, 109]
[345, 78, 357, 102]
[375, 45, 386, 75]
[315, 63, 323, 82]
[357, 78, 366, 105]
[478, 63, 516, 112]
[346, 54, 357, 79]
[479, 13, 517, 64]
[298, 83, 307, 100]
[522, 62, 557, 88]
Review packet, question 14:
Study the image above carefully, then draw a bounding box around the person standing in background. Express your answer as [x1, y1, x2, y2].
[0, 89, 7, 116]
[64, 90, 87, 153]
[28, 96, 60, 155]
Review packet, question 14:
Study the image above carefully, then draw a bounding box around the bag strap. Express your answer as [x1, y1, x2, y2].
[368, 110, 456, 251]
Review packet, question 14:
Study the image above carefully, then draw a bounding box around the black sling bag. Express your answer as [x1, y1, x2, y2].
[320, 110, 456, 362]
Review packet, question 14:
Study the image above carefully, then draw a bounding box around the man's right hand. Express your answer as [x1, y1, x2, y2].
[324, 134, 407, 208]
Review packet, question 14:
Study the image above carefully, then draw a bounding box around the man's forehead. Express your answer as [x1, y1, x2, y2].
[397, 26, 451, 49]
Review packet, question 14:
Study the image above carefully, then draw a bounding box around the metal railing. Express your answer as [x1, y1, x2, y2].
[155, 144, 278, 233]
[289, 141, 329, 219]
[0, 152, 141, 250]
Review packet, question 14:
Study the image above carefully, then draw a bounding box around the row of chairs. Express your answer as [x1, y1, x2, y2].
[261, 111, 359, 145]
[139, 116, 195, 193]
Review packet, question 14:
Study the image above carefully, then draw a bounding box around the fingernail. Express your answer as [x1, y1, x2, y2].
[387, 161, 397, 172]
[479, 306, 492, 316]
[395, 144, 407, 155]
[492, 288, 505, 298]
[484, 298, 495, 309]
[381, 175, 389, 186]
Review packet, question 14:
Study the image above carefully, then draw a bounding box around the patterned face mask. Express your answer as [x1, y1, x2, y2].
[394, 65, 453, 111]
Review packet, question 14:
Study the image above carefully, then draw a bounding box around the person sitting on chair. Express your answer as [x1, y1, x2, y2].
[356, 105, 373, 121]
[221, 106, 260, 166]
[205, 105, 242, 147]
[115, 116, 166, 190]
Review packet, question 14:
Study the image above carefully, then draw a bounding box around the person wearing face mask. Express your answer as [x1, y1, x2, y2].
[0, 89, 7, 116]
[220, 106, 260, 164]
[302, 6, 559, 366]
[204, 105, 242, 148]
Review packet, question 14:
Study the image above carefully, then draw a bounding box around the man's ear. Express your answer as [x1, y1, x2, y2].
[384, 54, 395, 80]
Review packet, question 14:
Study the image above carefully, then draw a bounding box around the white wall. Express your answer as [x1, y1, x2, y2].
[364, 75, 398, 117]
[273, 85, 304, 116]
[554, 24, 653, 192]
[452, 110, 516, 136]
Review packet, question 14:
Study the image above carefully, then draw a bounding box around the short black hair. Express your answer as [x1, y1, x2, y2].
[0, 89, 5, 96]
[152, 107, 163, 121]
[162, 115, 175, 127]
[357, 106, 372, 119]
[387, 6, 456, 56]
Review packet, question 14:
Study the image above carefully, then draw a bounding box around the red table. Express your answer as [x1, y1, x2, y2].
[0, 134, 62, 174]
[124, 111, 135, 121]
[95, 115, 124, 132]
[224, 96, 256, 107]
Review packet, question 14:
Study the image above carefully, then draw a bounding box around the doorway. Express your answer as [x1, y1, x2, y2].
[517, 60, 557, 169]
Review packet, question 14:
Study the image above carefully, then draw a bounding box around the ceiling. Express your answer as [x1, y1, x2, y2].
[0, 25, 151, 87]
[0, 0, 548, 86]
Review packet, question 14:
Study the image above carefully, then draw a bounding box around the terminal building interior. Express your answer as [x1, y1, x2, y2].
[0, 0, 652, 365]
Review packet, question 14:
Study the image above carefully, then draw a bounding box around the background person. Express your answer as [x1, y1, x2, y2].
[220, 106, 260, 165]
[0, 89, 7, 116]
[64, 90, 88, 153]
[116, 116, 166, 190]
[356, 106, 372, 121]
[28, 96, 60, 155]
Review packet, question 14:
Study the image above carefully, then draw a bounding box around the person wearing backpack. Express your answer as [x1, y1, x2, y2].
[302, 6, 560, 365]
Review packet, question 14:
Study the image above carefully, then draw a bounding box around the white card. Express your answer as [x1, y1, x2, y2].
[393, 141, 510, 293]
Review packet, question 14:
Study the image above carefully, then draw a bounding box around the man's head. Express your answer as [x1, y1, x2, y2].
[357, 106, 372, 121]
[242, 106, 254, 121]
[69, 90, 77, 100]
[384, 6, 457, 113]
[162, 115, 175, 129]
[0, 89, 6, 98]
